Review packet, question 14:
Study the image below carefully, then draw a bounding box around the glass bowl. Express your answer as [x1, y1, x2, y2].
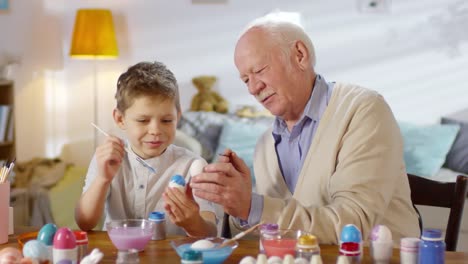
[106, 219, 154, 251]
[261, 229, 310, 258]
[170, 237, 238, 264]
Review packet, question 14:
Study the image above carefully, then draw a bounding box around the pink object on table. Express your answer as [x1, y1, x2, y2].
[0, 182, 10, 244]
[262, 238, 296, 258]
[108, 226, 152, 251]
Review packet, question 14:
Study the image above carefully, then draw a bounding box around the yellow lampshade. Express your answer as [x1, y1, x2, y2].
[70, 9, 118, 59]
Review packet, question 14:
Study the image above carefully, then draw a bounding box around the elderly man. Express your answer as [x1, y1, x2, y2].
[190, 14, 419, 244]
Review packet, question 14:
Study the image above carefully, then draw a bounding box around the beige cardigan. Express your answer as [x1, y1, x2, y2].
[254, 83, 420, 244]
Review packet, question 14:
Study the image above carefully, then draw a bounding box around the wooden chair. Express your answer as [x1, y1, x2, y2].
[407, 174, 468, 251]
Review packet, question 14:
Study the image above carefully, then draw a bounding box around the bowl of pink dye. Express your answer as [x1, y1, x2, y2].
[106, 219, 154, 251]
[261, 229, 311, 258]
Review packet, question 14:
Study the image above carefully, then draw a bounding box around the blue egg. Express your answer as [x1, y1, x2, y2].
[23, 239, 50, 261]
[37, 223, 58, 246]
[340, 224, 362, 243]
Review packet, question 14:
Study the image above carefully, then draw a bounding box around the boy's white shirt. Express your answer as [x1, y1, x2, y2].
[83, 143, 214, 235]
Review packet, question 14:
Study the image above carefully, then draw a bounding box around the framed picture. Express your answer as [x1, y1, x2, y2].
[0, 0, 8, 10]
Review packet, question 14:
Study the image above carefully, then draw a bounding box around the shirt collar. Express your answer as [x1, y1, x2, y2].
[272, 74, 329, 135]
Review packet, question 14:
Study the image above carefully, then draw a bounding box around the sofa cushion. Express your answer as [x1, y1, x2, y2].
[441, 108, 468, 174]
[214, 119, 270, 186]
[399, 121, 460, 177]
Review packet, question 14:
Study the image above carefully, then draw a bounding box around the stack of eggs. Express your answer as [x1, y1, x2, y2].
[0, 223, 87, 264]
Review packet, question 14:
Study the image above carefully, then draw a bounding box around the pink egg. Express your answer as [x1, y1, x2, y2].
[53, 227, 77, 250]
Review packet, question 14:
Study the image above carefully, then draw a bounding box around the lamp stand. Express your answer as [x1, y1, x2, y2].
[93, 58, 98, 149]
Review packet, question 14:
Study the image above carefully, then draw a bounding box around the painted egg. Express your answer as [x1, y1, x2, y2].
[370, 225, 392, 242]
[23, 239, 49, 261]
[168, 174, 186, 190]
[267, 255, 283, 264]
[0, 247, 23, 263]
[189, 159, 207, 177]
[37, 223, 58, 246]
[340, 224, 362, 243]
[53, 228, 76, 249]
[239, 256, 257, 264]
[190, 239, 215, 250]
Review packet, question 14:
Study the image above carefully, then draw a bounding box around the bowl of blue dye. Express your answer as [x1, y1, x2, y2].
[170, 237, 238, 264]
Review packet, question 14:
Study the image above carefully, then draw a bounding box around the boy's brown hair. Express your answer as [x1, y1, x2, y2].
[115, 61, 180, 113]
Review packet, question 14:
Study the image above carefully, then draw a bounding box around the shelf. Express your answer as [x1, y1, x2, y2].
[0, 141, 14, 147]
[0, 79, 13, 86]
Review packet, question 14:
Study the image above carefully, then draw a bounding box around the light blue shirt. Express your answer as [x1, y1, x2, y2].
[240, 75, 334, 227]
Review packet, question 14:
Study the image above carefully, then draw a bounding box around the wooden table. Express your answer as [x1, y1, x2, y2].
[2, 229, 468, 263]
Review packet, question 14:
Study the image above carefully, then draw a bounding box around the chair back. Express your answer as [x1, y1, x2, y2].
[407, 174, 468, 251]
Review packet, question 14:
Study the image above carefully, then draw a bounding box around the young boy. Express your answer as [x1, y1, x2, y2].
[75, 61, 217, 237]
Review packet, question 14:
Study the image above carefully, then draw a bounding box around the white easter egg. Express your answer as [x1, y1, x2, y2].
[191, 239, 215, 250]
[294, 257, 309, 264]
[239, 256, 257, 264]
[267, 256, 282, 264]
[189, 159, 207, 177]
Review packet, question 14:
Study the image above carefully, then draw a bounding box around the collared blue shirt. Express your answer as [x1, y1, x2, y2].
[272, 75, 334, 192]
[240, 75, 334, 227]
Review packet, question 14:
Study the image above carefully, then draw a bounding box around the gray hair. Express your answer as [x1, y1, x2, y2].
[240, 12, 316, 67]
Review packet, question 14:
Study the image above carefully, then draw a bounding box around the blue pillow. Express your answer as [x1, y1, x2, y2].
[214, 119, 270, 186]
[399, 122, 460, 177]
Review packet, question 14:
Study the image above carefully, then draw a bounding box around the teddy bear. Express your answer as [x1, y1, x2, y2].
[190, 75, 229, 113]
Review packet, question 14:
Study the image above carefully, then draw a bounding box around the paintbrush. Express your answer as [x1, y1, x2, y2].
[91, 123, 156, 174]
[217, 222, 264, 248]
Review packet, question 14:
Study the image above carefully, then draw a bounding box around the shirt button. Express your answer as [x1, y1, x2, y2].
[139, 184, 144, 189]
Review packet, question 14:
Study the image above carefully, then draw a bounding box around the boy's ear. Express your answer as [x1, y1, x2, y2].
[113, 108, 126, 129]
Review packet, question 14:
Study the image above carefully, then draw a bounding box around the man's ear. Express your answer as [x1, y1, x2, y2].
[294, 40, 310, 70]
[113, 108, 126, 130]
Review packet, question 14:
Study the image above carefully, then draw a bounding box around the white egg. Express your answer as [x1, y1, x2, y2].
[267, 256, 282, 264]
[189, 159, 207, 177]
[168, 181, 186, 191]
[282, 254, 295, 264]
[191, 239, 215, 250]
[256, 254, 267, 264]
[310, 255, 323, 264]
[294, 257, 309, 264]
[239, 256, 257, 264]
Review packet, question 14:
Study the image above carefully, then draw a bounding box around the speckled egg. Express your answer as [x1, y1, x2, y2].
[370, 225, 392, 242]
[23, 239, 49, 261]
[340, 224, 362, 243]
[37, 223, 58, 246]
[0, 247, 23, 263]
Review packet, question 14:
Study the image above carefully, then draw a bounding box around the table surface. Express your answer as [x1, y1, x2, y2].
[2, 228, 468, 263]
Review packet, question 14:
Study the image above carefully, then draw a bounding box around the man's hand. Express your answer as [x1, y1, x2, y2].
[190, 149, 253, 220]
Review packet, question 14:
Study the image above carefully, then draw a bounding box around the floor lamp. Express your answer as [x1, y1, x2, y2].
[69, 9, 119, 148]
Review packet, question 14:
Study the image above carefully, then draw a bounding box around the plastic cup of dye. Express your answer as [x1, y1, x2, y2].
[261, 229, 310, 258]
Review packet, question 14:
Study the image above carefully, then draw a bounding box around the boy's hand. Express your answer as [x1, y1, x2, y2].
[163, 185, 203, 232]
[95, 136, 125, 183]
